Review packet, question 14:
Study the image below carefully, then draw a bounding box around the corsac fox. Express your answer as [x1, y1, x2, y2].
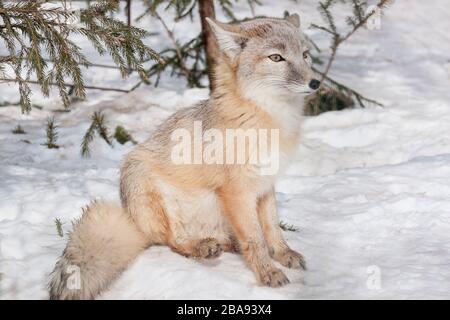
[49, 13, 321, 299]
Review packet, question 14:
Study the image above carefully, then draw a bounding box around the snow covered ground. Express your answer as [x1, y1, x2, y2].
[1, 0, 450, 299]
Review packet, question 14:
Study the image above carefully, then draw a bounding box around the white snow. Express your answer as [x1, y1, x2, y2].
[1, 0, 450, 299]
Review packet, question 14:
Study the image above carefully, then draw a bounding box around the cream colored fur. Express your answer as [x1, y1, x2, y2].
[48, 13, 317, 299]
[48, 202, 147, 299]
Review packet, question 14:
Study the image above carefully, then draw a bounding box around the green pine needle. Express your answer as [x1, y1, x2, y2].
[54, 217, 64, 238]
[43, 117, 60, 149]
[81, 111, 113, 158]
[114, 125, 138, 145]
[0, 0, 161, 112]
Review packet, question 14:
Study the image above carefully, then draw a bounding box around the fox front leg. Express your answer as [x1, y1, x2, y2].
[218, 184, 290, 287]
[257, 189, 306, 270]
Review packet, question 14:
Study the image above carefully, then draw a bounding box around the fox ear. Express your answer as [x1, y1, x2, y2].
[206, 18, 247, 60]
[286, 13, 301, 28]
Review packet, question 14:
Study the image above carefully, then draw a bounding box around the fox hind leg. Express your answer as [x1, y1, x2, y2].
[169, 235, 239, 259]
[169, 237, 223, 259]
[160, 185, 232, 260]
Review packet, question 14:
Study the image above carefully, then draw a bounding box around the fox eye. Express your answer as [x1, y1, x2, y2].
[303, 50, 310, 60]
[268, 54, 285, 62]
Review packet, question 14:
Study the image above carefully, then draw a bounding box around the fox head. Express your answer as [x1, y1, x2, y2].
[207, 14, 320, 106]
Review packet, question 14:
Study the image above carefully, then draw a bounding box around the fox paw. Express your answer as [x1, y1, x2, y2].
[261, 268, 290, 287]
[195, 238, 223, 259]
[274, 249, 306, 270]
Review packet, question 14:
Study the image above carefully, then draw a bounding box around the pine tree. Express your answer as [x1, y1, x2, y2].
[0, 0, 160, 113]
[43, 116, 59, 149]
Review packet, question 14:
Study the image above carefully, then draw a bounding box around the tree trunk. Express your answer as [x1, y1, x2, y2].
[198, 0, 219, 91]
[126, 0, 131, 27]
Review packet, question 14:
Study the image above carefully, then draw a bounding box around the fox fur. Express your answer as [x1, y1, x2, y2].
[49, 13, 319, 299]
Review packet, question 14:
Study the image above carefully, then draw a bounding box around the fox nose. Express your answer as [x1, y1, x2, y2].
[309, 79, 321, 90]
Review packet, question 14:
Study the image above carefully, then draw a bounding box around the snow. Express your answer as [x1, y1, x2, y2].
[1, 0, 450, 299]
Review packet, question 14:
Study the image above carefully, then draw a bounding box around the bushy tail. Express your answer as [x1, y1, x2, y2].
[48, 201, 148, 300]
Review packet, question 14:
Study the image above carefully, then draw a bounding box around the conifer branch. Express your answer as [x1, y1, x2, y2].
[153, 10, 190, 77]
[314, 0, 391, 81]
[0, 77, 131, 92]
[81, 111, 113, 158]
[54, 217, 64, 238]
[139, 0, 262, 88]
[308, 0, 390, 109]
[0, 0, 161, 112]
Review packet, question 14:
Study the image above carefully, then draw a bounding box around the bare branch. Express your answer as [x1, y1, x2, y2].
[0, 77, 130, 93]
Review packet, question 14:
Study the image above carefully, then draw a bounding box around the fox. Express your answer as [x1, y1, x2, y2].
[48, 12, 321, 299]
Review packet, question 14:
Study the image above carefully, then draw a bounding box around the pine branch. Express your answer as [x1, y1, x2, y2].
[0, 0, 161, 112]
[315, 0, 391, 81]
[54, 217, 64, 238]
[138, 0, 261, 88]
[174, 0, 197, 21]
[153, 10, 189, 77]
[0, 77, 130, 93]
[340, 0, 390, 43]
[81, 116, 97, 158]
[144, 32, 207, 88]
[93, 111, 113, 147]
[307, 0, 390, 110]
[80, 110, 113, 158]
[312, 65, 383, 108]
